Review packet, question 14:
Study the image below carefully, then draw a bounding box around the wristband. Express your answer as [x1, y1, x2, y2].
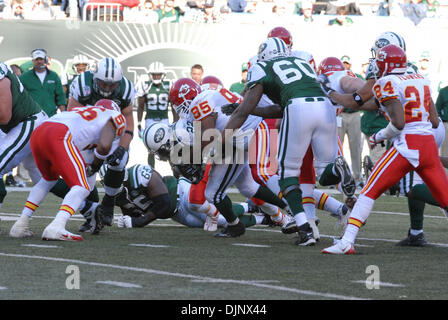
[125, 130, 134, 137]
[94, 148, 108, 160]
[353, 93, 364, 106]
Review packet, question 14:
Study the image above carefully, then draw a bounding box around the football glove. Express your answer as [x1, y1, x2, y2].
[221, 103, 239, 116]
[368, 133, 385, 149]
[107, 146, 127, 167]
[171, 163, 205, 184]
[86, 164, 100, 177]
[317, 74, 335, 96]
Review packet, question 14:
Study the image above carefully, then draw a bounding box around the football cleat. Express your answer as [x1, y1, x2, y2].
[79, 201, 99, 233]
[281, 218, 299, 234]
[9, 216, 34, 238]
[214, 220, 245, 238]
[117, 215, 133, 228]
[396, 229, 427, 247]
[42, 224, 83, 241]
[334, 156, 356, 197]
[344, 195, 357, 210]
[321, 239, 355, 254]
[294, 223, 316, 246]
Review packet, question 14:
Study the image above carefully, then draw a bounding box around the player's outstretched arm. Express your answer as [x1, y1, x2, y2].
[330, 79, 375, 110]
[428, 98, 440, 129]
[224, 84, 263, 131]
[0, 77, 12, 125]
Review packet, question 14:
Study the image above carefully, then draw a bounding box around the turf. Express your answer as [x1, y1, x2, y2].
[1, 190, 448, 300]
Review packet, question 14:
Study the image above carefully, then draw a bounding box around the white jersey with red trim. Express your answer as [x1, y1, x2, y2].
[373, 73, 433, 167]
[290, 50, 316, 72]
[326, 70, 358, 114]
[46, 105, 126, 151]
[188, 88, 262, 137]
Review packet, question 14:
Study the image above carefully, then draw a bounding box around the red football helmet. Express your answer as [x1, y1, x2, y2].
[267, 27, 293, 49]
[317, 57, 345, 75]
[375, 44, 407, 78]
[94, 99, 120, 113]
[201, 75, 223, 86]
[169, 78, 201, 117]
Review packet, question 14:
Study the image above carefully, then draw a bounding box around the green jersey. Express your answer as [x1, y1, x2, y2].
[136, 80, 170, 120]
[70, 71, 135, 110]
[246, 56, 324, 108]
[0, 62, 41, 133]
[116, 164, 178, 215]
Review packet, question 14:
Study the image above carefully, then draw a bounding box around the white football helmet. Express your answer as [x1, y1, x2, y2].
[258, 37, 289, 62]
[148, 61, 166, 85]
[142, 122, 172, 161]
[371, 32, 406, 58]
[93, 57, 123, 97]
[72, 54, 90, 74]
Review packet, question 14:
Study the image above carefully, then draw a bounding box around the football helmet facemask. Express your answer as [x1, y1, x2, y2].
[93, 57, 123, 98]
[72, 54, 90, 75]
[148, 61, 166, 86]
[169, 78, 201, 118]
[371, 31, 406, 58]
[374, 44, 407, 78]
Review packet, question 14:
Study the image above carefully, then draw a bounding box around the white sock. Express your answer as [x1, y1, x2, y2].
[239, 202, 249, 213]
[342, 194, 375, 244]
[410, 229, 423, 236]
[294, 212, 308, 227]
[255, 215, 265, 225]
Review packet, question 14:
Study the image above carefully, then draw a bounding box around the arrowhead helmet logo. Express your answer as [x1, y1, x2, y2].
[178, 84, 191, 99]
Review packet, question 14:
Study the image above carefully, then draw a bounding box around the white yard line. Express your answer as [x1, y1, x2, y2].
[0, 286, 7, 290]
[96, 281, 142, 288]
[0, 252, 368, 300]
[22, 244, 60, 248]
[351, 280, 406, 288]
[232, 243, 271, 248]
[129, 244, 171, 248]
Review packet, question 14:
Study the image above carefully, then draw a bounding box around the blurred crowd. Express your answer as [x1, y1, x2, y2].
[0, 0, 445, 24]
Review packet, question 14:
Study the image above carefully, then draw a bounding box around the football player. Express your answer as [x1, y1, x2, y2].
[172, 76, 299, 238]
[0, 62, 48, 210]
[143, 117, 290, 234]
[10, 99, 125, 241]
[319, 33, 443, 246]
[62, 54, 91, 100]
[68, 57, 136, 228]
[222, 37, 356, 246]
[136, 61, 171, 168]
[322, 45, 448, 254]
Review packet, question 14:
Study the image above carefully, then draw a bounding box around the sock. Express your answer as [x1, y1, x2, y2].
[253, 185, 286, 209]
[294, 212, 308, 227]
[270, 210, 285, 224]
[313, 189, 343, 215]
[214, 196, 237, 223]
[278, 177, 304, 215]
[410, 228, 423, 236]
[57, 185, 90, 225]
[254, 215, 265, 225]
[319, 163, 340, 186]
[50, 178, 71, 198]
[101, 193, 116, 208]
[407, 196, 425, 231]
[410, 184, 439, 206]
[301, 183, 316, 220]
[342, 194, 375, 244]
[23, 178, 58, 217]
[104, 168, 125, 196]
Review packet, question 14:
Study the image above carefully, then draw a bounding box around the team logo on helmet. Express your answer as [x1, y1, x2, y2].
[178, 84, 192, 99]
[376, 38, 390, 49]
[258, 43, 267, 55]
[154, 127, 166, 144]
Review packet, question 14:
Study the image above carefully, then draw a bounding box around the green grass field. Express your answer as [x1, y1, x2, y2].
[1, 189, 448, 300]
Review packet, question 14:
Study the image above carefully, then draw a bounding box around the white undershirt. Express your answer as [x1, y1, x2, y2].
[36, 70, 47, 84]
